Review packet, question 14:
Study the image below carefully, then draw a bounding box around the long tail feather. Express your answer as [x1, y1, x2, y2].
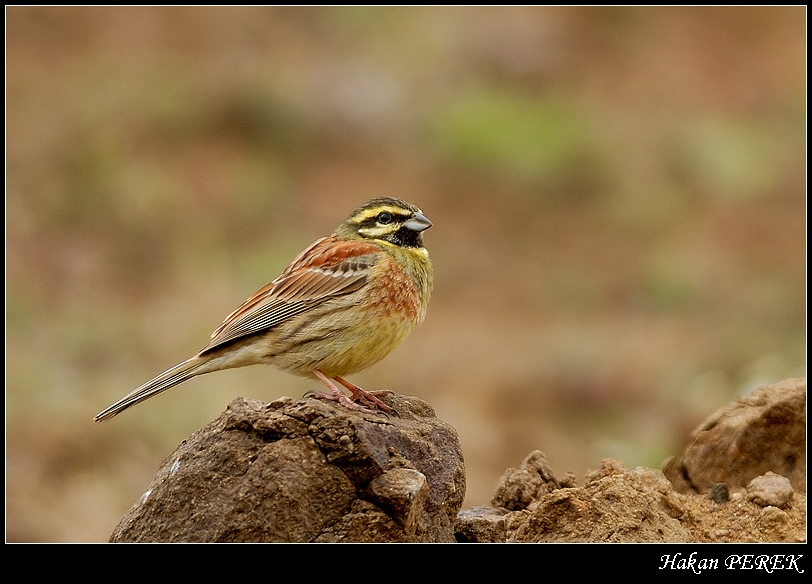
[94, 355, 210, 422]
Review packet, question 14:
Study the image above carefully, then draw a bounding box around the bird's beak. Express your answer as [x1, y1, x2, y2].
[405, 212, 432, 232]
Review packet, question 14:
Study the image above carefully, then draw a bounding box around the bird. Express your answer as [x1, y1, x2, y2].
[94, 197, 433, 422]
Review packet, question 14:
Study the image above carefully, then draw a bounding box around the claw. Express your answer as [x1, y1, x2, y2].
[310, 370, 393, 415]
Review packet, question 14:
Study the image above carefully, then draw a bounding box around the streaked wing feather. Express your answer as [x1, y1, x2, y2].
[201, 237, 381, 353]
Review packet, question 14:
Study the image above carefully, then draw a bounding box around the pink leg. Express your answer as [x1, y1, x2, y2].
[334, 376, 393, 414]
[310, 370, 390, 414]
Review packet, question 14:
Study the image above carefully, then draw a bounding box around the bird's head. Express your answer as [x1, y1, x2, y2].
[336, 197, 432, 249]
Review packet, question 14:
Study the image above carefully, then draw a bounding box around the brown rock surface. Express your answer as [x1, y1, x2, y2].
[460, 456, 692, 542]
[746, 471, 795, 510]
[109, 378, 805, 543]
[456, 378, 806, 543]
[110, 394, 465, 542]
[663, 377, 806, 494]
[457, 455, 806, 543]
[490, 450, 577, 511]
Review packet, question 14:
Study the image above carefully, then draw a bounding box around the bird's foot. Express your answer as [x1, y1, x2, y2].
[335, 376, 394, 415]
[306, 388, 380, 414]
[309, 370, 393, 415]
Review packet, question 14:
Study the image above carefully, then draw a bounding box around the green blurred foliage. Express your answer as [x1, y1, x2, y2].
[431, 88, 603, 193]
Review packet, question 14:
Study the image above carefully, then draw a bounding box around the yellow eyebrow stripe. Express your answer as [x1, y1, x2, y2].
[352, 205, 412, 223]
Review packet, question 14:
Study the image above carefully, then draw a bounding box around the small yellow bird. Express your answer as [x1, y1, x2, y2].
[94, 197, 433, 422]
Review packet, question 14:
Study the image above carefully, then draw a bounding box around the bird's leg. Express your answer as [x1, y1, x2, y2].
[334, 376, 394, 414]
[310, 369, 386, 414]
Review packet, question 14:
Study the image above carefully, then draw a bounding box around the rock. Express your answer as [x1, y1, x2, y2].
[108, 378, 806, 543]
[490, 450, 576, 511]
[454, 506, 509, 543]
[498, 460, 692, 543]
[663, 377, 806, 494]
[708, 483, 730, 504]
[456, 452, 806, 543]
[457, 379, 807, 543]
[110, 394, 465, 542]
[747, 472, 794, 509]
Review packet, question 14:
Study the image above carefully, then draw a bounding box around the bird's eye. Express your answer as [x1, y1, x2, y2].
[377, 212, 393, 224]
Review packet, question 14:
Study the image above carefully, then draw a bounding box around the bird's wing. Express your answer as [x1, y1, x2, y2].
[200, 237, 382, 353]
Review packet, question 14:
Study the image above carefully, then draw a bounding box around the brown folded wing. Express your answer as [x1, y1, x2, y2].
[200, 237, 382, 353]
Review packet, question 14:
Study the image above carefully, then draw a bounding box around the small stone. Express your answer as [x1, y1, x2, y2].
[366, 468, 428, 534]
[455, 506, 508, 543]
[759, 505, 789, 527]
[713, 529, 730, 539]
[709, 483, 730, 504]
[746, 472, 794, 509]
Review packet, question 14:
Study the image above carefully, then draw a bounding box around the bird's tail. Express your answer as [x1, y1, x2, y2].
[94, 355, 211, 422]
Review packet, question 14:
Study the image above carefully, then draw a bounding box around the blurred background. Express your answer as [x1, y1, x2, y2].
[6, 6, 806, 542]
